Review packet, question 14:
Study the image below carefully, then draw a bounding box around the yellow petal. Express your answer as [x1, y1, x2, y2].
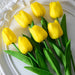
[29, 25, 48, 43]
[18, 37, 33, 54]
[31, 2, 46, 17]
[14, 10, 33, 28]
[2, 28, 17, 45]
[49, 1, 63, 18]
[48, 20, 63, 39]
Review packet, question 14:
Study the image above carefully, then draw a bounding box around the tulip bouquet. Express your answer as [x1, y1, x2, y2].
[2, 1, 75, 75]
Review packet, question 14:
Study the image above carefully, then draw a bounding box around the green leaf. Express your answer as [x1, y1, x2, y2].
[39, 42, 45, 51]
[41, 16, 48, 31]
[4, 50, 33, 66]
[27, 52, 38, 64]
[61, 14, 75, 72]
[52, 43, 66, 67]
[65, 40, 72, 75]
[29, 21, 35, 39]
[47, 37, 66, 67]
[43, 40, 53, 54]
[61, 14, 68, 47]
[43, 48, 62, 75]
[24, 66, 53, 75]
[57, 38, 62, 48]
[27, 52, 38, 67]
[35, 48, 48, 71]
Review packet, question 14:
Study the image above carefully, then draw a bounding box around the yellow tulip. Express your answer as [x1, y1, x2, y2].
[49, 1, 63, 18]
[18, 37, 33, 54]
[29, 25, 48, 43]
[48, 20, 63, 39]
[31, 2, 46, 17]
[14, 10, 33, 28]
[2, 28, 17, 45]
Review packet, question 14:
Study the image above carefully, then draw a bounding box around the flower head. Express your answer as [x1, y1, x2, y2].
[2, 28, 17, 45]
[14, 10, 33, 28]
[18, 37, 33, 54]
[49, 1, 63, 18]
[48, 20, 63, 39]
[29, 25, 48, 43]
[31, 2, 46, 17]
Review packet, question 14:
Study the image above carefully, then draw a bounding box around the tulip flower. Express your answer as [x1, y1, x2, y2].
[14, 10, 33, 28]
[49, 1, 63, 18]
[18, 37, 33, 54]
[31, 2, 46, 17]
[2, 28, 17, 45]
[29, 25, 48, 43]
[48, 20, 63, 39]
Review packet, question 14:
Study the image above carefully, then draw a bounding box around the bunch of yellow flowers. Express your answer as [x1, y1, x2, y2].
[2, 1, 63, 57]
[2, 1, 74, 75]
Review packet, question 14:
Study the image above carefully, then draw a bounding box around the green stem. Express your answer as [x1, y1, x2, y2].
[12, 43, 20, 52]
[43, 40, 49, 50]
[56, 18, 62, 49]
[29, 21, 34, 39]
[43, 40, 52, 54]
[57, 38, 62, 48]
[27, 52, 38, 64]
[41, 16, 48, 31]
[30, 21, 34, 28]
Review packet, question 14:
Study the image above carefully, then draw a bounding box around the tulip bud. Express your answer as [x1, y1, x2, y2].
[31, 2, 46, 17]
[29, 25, 48, 43]
[14, 10, 33, 28]
[49, 1, 63, 18]
[2, 28, 17, 45]
[48, 20, 63, 39]
[18, 37, 33, 54]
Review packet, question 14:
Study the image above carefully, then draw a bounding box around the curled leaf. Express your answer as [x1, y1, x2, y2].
[4, 50, 34, 66]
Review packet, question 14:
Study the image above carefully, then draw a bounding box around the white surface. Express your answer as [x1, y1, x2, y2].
[0, 0, 75, 9]
[0, 65, 5, 75]
[0, 0, 75, 75]
[0, 0, 12, 9]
